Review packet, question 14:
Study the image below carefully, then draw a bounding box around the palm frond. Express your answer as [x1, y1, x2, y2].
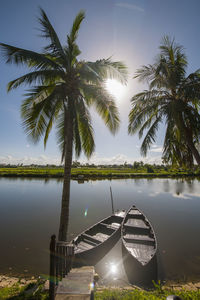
[7, 70, 64, 91]
[38, 8, 65, 59]
[87, 58, 128, 84]
[134, 64, 155, 83]
[140, 117, 161, 156]
[75, 96, 95, 158]
[21, 85, 64, 143]
[44, 97, 63, 148]
[128, 90, 166, 135]
[0, 43, 61, 70]
[69, 10, 85, 43]
[56, 111, 65, 162]
[81, 83, 120, 134]
[73, 116, 82, 158]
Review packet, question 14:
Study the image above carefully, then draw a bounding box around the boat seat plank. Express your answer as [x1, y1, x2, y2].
[93, 232, 109, 242]
[129, 209, 143, 215]
[82, 233, 101, 244]
[127, 213, 144, 219]
[76, 241, 94, 251]
[124, 234, 154, 243]
[110, 222, 121, 229]
[82, 237, 98, 246]
[125, 218, 149, 229]
[100, 222, 116, 231]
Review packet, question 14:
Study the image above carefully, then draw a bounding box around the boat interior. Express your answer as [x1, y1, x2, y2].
[122, 207, 156, 265]
[74, 214, 124, 253]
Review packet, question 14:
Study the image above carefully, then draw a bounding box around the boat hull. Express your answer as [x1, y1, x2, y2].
[74, 226, 121, 266]
[72, 211, 126, 267]
[121, 205, 158, 287]
[122, 241, 157, 287]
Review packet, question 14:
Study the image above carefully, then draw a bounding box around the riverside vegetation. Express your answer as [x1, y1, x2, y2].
[0, 163, 200, 179]
[1, 278, 200, 300]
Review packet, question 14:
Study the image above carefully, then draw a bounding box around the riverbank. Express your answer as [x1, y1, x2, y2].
[0, 275, 48, 299]
[0, 166, 200, 180]
[1, 275, 200, 299]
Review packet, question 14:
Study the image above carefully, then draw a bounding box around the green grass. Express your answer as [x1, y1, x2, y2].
[0, 166, 199, 179]
[95, 288, 200, 300]
[0, 282, 48, 300]
[1, 282, 200, 300]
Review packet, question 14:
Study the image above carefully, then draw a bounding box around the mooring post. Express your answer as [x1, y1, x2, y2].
[110, 186, 114, 214]
[49, 234, 56, 300]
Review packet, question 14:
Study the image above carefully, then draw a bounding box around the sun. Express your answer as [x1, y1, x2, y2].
[105, 79, 126, 100]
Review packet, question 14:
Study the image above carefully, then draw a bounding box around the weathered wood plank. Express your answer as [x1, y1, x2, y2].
[55, 266, 94, 300]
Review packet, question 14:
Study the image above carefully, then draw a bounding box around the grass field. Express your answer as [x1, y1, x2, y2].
[95, 287, 200, 300]
[0, 283, 200, 300]
[0, 166, 199, 179]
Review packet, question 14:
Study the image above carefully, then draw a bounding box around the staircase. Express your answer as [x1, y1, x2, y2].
[55, 266, 95, 300]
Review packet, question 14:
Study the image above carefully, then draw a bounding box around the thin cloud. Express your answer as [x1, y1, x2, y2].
[116, 2, 144, 13]
[0, 153, 163, 166]
[81, 152, 162, 165]
[150, 147, 163, 153]
[0, 155, 61, 166]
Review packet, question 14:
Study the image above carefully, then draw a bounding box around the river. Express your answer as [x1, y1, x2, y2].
[0, 177, 200, 283]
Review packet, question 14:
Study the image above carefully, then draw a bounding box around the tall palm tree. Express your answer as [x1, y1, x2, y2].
[128, 36, 200, 166]
[0, 9, 128, 241]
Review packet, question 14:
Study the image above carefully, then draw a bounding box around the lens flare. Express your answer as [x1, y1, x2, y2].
[90, 282, 94, 290]
[84, 208, 88, 217]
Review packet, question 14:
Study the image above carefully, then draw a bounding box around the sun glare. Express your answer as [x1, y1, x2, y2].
[110, 263, 117, 274]
[105, 79, 126, 100]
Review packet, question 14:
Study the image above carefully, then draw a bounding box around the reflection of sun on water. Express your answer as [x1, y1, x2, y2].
[105, 79, 126, 100]
[110, 262, 117, 274]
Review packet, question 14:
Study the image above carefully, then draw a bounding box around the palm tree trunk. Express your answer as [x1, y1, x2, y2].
[58, 107, 73, 241]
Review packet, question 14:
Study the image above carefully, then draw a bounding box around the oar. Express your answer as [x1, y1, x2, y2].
[110, 186, 114, 214]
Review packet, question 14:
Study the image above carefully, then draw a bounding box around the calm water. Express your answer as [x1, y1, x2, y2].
[0, 177, 200, 283]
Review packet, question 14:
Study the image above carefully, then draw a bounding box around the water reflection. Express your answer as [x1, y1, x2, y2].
[95, 241, 129, 286]
[0, 177, 200, 283]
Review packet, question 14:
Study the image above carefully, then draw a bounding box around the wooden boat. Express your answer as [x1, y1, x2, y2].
[71, 210, 126, 266]
[121, 205, 157, 286]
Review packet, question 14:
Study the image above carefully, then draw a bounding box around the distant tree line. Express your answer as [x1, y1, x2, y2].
[1, 161, 199, 172]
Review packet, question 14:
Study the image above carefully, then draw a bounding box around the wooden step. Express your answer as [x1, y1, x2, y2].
[55, 266, 94, 300]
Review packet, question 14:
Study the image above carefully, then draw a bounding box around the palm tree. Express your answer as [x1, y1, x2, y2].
[128, 36, 200, 166]
[0, 9, 128, 241]
[162, 132, 194, 168]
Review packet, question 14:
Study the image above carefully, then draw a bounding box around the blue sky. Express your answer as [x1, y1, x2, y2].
[1, 0, 200, 165]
